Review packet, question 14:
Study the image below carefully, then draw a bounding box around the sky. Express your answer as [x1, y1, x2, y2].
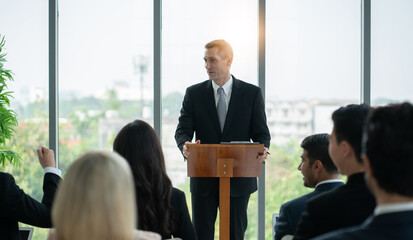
[0, 0, 412, 104]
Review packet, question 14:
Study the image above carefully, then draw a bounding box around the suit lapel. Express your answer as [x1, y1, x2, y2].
[205, 81, 222, 135]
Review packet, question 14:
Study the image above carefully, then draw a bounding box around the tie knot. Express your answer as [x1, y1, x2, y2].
[218, 87, 225, 96]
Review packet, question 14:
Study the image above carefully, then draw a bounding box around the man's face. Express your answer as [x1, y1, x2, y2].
[298, 149, 316, 188]
[204, 47, 230, 84]
[329, 127, 343, 173]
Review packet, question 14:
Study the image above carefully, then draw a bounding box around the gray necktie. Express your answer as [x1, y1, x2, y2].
[217, 87, 227, 131]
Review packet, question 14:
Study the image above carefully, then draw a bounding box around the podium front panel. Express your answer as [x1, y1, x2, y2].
[187, 144, 263, 178]
[187, 145, 218, 177]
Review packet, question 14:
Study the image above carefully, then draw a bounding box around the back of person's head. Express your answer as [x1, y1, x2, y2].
[52, 151, 136, 240]
[113, 119, 174, 235]
[332, 104, 371, 163]
[205, 39, 233, 60]
[363, 102, 413, 196]
[301, 133, 338, 174]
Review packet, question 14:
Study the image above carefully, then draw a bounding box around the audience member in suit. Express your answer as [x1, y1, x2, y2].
[48, 151, 161, 240]
[175, 39, 271, 240]
[313, 102, 413, 240]
[293, 104, 376, 240]
[114, 120, 196, 240]
[274, 133, 344, 240]
[0, 146, 61, 240]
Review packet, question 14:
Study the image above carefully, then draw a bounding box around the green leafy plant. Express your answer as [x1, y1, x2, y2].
[0, 35, 21, 167]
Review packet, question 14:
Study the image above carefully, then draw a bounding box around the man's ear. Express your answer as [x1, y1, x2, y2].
[312, 160, 323, 173]
[363, 154, 373, 178]
[341, 140, 352, 158]
[226, 56, 233, 67]
[362, 153, 379, 196]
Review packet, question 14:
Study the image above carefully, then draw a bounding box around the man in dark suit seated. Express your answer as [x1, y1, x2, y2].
[313, 102, 413, 240]
[0, 147, 61, 240]
[175, 39, 271, 240]
[274, 133, 344, 240]
[293, 104, 376, 240]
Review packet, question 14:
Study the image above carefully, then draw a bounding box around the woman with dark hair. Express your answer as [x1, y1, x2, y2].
[113, 120, 196, 240]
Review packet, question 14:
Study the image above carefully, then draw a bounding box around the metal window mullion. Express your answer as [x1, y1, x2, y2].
[154, 0, 162, 139]
[49, 0, 59, 167]
[361, 0, 371, 105]
[258, 0, 266, 239]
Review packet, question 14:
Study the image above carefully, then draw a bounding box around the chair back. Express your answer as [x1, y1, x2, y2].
[19, 227, 34, 240]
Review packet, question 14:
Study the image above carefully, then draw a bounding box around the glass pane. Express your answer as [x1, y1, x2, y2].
[0, 1, 49, 239]
[371, 0, 413, 105]
[162, 0, 259, 238]
[266, 0, 360, 239]
[59, 0, 153, 172]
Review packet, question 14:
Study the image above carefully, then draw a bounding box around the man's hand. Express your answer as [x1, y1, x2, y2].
[183, 140, 201, 158]
[257, 147, 269, 164]
[37, 146, 56, 168]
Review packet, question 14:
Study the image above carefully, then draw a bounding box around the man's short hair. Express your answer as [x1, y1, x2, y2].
[363, 102, 413, 196]
[205, 39, 233, 60]
[332, 104, 371, 163]
[301, 133, 338, 174]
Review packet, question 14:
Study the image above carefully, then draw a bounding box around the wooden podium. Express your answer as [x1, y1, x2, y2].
[186, 143, 264, 240]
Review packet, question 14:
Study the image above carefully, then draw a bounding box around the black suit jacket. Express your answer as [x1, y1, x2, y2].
[294, 173, 376, 240]
[175, 77, 271, 197]
[274, 181, 344, 240]
[162, 187, 196, 240]
[0, 172, 61, 240]
[312, 211, 413, 240]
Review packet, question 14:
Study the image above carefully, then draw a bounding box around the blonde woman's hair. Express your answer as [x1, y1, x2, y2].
[52, 151, 136, 240]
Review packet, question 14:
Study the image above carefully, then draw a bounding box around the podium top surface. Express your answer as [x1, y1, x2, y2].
[186, 143, 264, 148]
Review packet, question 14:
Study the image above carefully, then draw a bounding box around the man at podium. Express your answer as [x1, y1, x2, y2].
[175, 39, 271, 240]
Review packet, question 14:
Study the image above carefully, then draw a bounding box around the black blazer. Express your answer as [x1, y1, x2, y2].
[162, 188, 196, 240]
[0, 172, 61, 240]
[175, 77, 271, 197]
[312, 211, 413, 240]
[274, 181, 344, 240]
[294, 173, 376, 240]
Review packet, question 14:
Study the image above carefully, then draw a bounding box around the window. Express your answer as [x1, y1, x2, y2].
[266, 1, 360, 239]
[371, 0, 413, 105]
[1, 1, 49, 239]
[162, 0, 259, 237]
[59, 0, 153, 171]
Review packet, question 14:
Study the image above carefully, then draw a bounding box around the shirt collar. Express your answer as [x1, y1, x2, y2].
[212, 75, 233, 95]
[315, 179, 344, 188]
[374, 202, 413, 216]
